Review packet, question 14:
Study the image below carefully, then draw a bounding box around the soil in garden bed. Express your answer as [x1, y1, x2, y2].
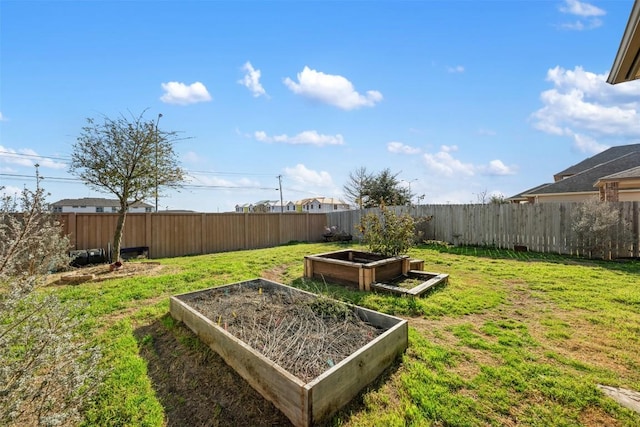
[383, 275, 427, 290]
[184, 284, 384, 382]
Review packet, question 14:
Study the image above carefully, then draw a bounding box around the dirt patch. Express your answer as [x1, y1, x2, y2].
[47, 262, 163, 285]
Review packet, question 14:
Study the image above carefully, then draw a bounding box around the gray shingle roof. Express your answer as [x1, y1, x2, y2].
[526, 151, 640, 195]
[598, 165, 640, 181]
[553, 143, 640, 180]
[507, 183, 552, 200]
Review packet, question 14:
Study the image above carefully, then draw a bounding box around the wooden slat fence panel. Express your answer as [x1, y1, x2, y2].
[325, 202, 640, 259]
[58, 212, 328, 259]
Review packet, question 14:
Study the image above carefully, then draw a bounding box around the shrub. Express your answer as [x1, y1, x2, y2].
[571, 197, 631, 259]
[0, 184, 104, 426]
[357, 204, 416, 257]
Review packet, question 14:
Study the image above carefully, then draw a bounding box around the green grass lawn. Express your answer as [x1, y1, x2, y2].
[51, 242, 640, 426]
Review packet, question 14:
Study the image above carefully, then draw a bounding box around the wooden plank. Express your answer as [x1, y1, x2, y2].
[307, 317, 407, 424]
[406, 273, 449, 296]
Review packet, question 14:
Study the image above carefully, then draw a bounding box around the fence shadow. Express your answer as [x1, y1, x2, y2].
[134, 314, 293, 427]
[419, 243, 640, 275]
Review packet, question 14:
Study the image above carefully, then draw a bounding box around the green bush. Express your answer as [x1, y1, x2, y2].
[357, 204, 416, 257]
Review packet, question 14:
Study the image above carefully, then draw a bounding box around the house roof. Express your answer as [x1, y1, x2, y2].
[506, 183, 552, 201]
[525, 151, 640, 196]
[608, 1, 640, 84]
[52, 197, 153, 208]
[553, 143, 640, 181]
[298, 197, 348, 205]
[597, 165, 640, 182]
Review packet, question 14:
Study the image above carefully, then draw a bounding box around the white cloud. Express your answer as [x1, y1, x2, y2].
[283, 66, 383, 110]
[160, 81, 212, 105]
[422, 145, 514, 177]
[284, 164, 334, 187]
[238, 61, 267, 98]
[477, 128, 497, 136]
[531, 66, 640, 153]
[182, 151, 203, 164]
[0, 112, 5, 121]
[447, 65, 465, 73]
[559, 0, 605, 17]
[572, 133, 608, 153]
[423, 145, 475, 177]
[0, 145, 66, 169]
[0, 185, 22, 198]
[480, 159, 517, 176]
[387, 141, 421, 154]
[558, 0, 605, 30]
[254, 130, 344, 146]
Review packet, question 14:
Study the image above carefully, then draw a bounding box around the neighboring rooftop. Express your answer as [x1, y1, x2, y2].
[52, 197, 153, 208]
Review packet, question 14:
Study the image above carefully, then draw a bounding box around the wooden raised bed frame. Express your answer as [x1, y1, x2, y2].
[304, 249, 411, 291]
[370, 270, 449, 296]
[169, 278, 408, 427]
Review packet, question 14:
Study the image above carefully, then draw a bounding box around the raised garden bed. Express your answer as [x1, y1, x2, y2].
[169, 278, 408, 427]
[370, 270, 449, 296]
[303, 249, 448, 296]
[304, 249, 410, 291]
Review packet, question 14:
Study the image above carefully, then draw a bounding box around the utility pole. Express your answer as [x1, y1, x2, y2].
[34, 163, 41, 190]
[278, 175, 284, 213]
[155, 113, 163, 213]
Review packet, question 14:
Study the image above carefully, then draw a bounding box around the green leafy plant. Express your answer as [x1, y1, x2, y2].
[357, 204, 416, 257]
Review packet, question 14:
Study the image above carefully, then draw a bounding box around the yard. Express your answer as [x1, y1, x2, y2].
[51, 242, 640, 426]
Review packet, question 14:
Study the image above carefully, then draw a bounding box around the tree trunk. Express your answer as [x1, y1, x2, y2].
[113, 210, 127, 262]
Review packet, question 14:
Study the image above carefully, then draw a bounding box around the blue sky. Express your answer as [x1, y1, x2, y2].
[2, 0, 640, 212]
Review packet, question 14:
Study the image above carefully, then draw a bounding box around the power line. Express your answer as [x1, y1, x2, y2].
[0, 150, 279, 178]
[0, 173, 281, 191]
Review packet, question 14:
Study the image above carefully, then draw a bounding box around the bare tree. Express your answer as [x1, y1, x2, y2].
[70, 111, 185, 260]
[343, 166, 372, 210]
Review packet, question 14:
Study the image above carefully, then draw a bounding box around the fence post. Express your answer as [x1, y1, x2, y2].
[145, 213, 153, 258]
[633, 202, 639, 258]
[244, 212, 249, 250]
[68, 213, 77, 250]
[201, 213, 206, 255]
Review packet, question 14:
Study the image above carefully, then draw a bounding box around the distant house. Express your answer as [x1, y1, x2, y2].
[298, 197, 351, 213]
[235, 197, 351, 213]
[51, 198, 154, 213]
[508, 144, 640, 203]
[234, 203, 253, 213]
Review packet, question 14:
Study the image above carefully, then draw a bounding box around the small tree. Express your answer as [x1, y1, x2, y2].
[70, 111, 185, 260]
[357, 204, 416, 257]
[343, 166, 372, 210]
[571, 197, 631, 259]
[362, 168, 412, 208]
[0, 183, 104, 426]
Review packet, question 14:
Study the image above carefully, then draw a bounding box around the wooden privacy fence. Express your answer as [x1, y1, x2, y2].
[325, 202, 640, 259]
[59, 212, 328, 259]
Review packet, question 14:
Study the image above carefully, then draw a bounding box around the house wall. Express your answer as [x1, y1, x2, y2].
[533, 193, 598, 203]
[618, 189, 640, 201]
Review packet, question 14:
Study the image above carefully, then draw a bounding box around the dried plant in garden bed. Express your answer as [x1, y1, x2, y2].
[186, 284, 383, 382]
